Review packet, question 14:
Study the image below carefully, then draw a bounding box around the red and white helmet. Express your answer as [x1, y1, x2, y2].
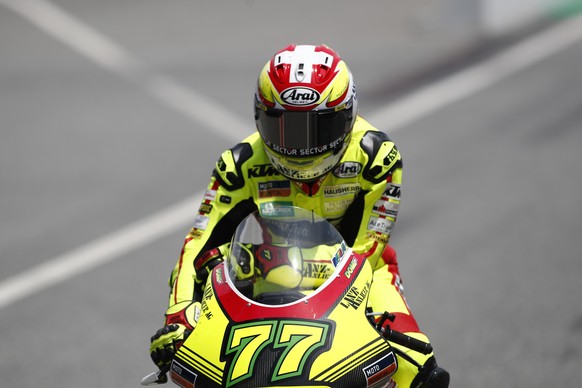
[254, 44, 357, 181]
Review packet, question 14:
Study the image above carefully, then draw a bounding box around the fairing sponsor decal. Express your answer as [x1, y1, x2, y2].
[362, 352, 397, 388]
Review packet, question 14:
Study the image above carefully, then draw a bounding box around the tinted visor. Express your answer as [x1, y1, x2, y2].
[256, 108, 353, 158]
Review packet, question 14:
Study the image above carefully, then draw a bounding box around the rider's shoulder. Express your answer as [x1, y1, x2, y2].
[351, 117, 402, 184]
[351, 116, 393, 148]
[213, 133, 265, 190]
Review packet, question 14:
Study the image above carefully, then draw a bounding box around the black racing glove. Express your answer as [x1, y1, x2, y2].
[149, 323, 192, 370]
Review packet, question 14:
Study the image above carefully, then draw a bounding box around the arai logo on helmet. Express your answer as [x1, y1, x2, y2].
[281, 87, 320, 106]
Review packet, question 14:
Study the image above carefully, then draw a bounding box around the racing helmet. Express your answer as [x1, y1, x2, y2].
[254, 44, 358, 181]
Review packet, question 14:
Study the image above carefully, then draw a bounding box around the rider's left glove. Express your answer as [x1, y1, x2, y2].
[149, 301, 201, 369]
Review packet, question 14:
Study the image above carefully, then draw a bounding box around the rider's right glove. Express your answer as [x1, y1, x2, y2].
[149, 301, 201, 370]
[194, 244, 231, 288]
[149, 324, 190, 370]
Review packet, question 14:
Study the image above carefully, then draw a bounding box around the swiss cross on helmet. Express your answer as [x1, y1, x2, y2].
[254, 44, 358, 181]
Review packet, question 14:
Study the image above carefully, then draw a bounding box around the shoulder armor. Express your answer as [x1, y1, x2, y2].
[213, 142, 253, 191]
[360, 130, 402, 183]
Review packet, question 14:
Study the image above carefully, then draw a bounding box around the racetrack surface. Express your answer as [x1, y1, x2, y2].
[1, 1, 582, 387]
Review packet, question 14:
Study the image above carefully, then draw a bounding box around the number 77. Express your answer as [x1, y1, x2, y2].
[224, 320, 331, 386]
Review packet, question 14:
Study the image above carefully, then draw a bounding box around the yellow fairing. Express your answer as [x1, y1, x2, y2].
[173, 283, 229, 385]
[172, 256, 405, 387]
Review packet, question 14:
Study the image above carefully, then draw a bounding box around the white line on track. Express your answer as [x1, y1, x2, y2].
[366, 13, 582, 130]
[0, 196, 201, 310]
[1, 0, 582, 309]
[0, 0, 249, 140]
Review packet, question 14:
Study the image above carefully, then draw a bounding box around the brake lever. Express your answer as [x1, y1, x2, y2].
[141, 366, 169, 386]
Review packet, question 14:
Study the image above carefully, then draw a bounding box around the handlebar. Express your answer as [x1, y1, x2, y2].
[383, 327, 433, 354]
[367, 310, 433, 355]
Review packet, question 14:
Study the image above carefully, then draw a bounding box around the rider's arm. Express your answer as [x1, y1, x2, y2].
[149, 140, 258, 370]
[344, 127, 437, 379]
[166, 142, 257, 322]
[339, 126, 402, 269]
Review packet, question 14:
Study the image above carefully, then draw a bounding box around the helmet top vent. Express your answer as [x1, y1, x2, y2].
[296, 63, 305, 81]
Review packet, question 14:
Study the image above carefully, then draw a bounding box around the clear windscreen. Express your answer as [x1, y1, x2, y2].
[226, 206, 350, 305]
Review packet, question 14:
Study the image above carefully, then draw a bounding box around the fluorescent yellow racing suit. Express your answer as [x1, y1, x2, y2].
[165, 116, 436, 385]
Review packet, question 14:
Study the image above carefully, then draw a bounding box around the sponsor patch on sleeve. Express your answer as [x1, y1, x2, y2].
[193, 214, 210, 230]
[190, 229, 204, 240]
[366, 232, 389, 245]
[372, 200, 399, 217]
[367, 216, 394, 235]
[203, 189, 217, 201]
[382, 184, 401, 200]
[198, 203, 213, 214]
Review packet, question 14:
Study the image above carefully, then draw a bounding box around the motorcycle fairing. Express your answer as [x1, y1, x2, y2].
[172, 251, 397, 387]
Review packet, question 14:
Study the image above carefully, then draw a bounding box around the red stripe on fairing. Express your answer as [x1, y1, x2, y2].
[212, 254, 366, 321]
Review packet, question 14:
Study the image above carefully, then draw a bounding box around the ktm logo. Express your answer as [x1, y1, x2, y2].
[248, 164, 280, 178]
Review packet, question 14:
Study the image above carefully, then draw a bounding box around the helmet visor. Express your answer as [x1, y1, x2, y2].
[256, 108, 353, 158]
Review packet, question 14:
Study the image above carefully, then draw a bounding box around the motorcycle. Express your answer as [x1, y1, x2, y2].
[142, 205, 432, 387]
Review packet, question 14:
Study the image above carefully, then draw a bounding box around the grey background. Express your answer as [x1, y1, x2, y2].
[1, 1, 581, 387]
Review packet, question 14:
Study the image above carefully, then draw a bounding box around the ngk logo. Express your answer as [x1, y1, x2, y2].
[333, 162, 362, 178]
[281, 87, 320, 106]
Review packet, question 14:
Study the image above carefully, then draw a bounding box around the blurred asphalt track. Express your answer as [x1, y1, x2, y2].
[1, 1, 582, 387]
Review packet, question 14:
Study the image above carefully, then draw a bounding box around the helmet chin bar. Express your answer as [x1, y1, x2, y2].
[264, 142, 347, 182]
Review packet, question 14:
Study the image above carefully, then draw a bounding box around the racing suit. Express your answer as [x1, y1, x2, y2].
[165, 116, 436, 385]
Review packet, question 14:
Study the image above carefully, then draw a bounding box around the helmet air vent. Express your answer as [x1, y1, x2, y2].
[296, 63, 306, 81]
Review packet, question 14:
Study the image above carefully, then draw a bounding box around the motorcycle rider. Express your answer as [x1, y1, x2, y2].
[149, 44, 449, 387]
